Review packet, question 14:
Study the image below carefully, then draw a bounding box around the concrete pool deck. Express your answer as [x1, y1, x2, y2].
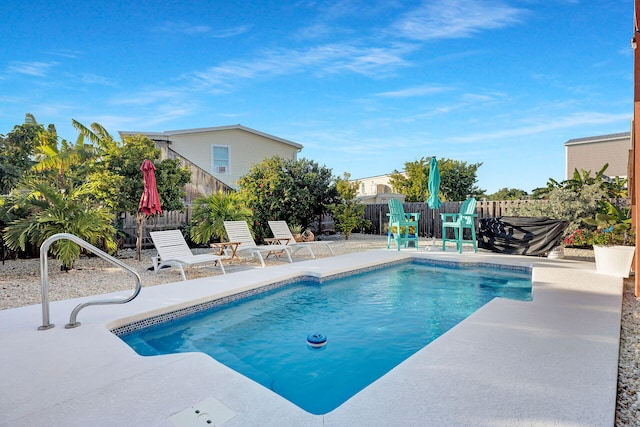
[0, 249, 622, 427]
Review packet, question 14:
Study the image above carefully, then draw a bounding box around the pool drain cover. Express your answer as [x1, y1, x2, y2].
[169, 396, 236, 426]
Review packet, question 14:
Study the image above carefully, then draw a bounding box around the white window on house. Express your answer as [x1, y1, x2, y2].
[360, 183, 365, 193]
[212, 145, 229, 174]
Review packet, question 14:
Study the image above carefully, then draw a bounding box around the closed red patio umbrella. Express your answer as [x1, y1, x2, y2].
[139, 159, 162, 215]
[137, 159, 162, 260]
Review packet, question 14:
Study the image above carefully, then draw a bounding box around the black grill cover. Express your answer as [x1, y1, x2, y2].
[478, 216, 569, 256]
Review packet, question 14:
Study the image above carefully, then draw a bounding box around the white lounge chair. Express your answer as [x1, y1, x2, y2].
[223, 221, 293, 268]
[268, 221, 335, 258]
[149, 230, 226, 280]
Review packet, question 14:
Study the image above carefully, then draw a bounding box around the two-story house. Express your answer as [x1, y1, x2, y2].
[119, 125, 303, 191]
[351, 173, 406, 204]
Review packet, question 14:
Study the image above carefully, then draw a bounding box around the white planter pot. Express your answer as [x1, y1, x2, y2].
[593, 245, 635, 278]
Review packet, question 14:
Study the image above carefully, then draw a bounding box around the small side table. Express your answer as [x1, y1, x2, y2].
[264, 237, 291, 259]
[210, 242, 240, 261]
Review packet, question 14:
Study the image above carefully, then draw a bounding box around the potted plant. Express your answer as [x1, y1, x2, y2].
[301, 228, 315, 242]
[289, 224, 303, 242]
[582, 202, 635, 278]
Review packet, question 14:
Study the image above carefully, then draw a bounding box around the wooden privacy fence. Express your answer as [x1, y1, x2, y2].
[120, 200, 528, 248]
[363, 200, 527, 238]
[120, 209, 191, 249]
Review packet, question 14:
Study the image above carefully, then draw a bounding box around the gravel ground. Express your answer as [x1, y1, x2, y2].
[0, 234, 386, 310]
[0, 234, 638, 426]
[617, 276, 640, 426]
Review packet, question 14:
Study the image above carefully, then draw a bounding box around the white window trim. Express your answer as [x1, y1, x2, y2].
[211, 144, 230, 174]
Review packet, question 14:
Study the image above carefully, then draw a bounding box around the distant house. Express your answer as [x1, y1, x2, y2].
[119, 125, 303, 191]
[351, 173, 406, 205]
[564, 132, 630, 180]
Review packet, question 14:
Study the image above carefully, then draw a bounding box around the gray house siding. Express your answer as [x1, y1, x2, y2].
[565, 132, 630, 179]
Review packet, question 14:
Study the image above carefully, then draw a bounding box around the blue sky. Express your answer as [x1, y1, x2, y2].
[0, 0, 632, 194]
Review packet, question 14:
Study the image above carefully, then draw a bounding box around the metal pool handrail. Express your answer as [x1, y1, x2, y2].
[38, 233, 142, 330]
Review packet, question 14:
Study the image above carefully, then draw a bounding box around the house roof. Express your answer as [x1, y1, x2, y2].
[350, 172, 407, 181]
[118, 124, 303, 150]
[564, 132, 630, 146]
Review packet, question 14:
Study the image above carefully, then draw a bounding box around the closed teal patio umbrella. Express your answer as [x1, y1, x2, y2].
[427, 157, 442, 248]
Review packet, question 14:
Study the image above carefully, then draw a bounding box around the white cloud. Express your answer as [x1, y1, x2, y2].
[157, 21, 211, 35]
[210, 25, 251, 38]
[44, 49, 81, 59]
[295, 23, 337, 41]
[157, 21, 249, 38]
[183, 42, 414, 89]
[375, 85, 451, 98]
[72, 73, 117, 87]
[174, 2, 526, 92]
[449, 111, 631, 143]
[7, 61, 58, 77]
[89, 103, 196, 132]
[392, 0, 526, 41]
[109, 89, 188, 106]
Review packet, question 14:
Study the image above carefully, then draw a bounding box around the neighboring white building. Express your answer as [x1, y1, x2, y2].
[351, 173, 406, 205]
[564, 132, 630, 180]
[119, 125, 303, 189]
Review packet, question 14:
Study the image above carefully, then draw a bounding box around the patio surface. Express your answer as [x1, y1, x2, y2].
[0, 249, 622, 427]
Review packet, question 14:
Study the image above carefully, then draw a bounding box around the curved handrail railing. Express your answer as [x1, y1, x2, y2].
[38, 233, 142, 330]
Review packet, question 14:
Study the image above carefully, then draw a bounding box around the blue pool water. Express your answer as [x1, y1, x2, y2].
[120, 261, 531, 414]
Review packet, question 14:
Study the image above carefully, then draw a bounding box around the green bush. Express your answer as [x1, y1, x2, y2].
[506, 183, 606, 234]
[189, 191, 252, 244]
[3, 181, 117, 268]
[238, 157, 338, 241]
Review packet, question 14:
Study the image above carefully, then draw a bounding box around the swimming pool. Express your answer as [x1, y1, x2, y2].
[119, 260, 531, 415]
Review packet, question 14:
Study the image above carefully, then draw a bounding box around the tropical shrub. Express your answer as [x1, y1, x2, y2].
[0, 120, 39, 194]
[389, 157, 485, 202]
[189, 191, 252, 244]
[579, 201, 634, 246]
[506, 183, 606, 234]
[328, 174, 370, 240]
[238, 157, 338, 241]
[531, 164, 627, 200]
[85, 133, 190, 214]
[589, 226, 635, 246]
[3, 181, 117, 268]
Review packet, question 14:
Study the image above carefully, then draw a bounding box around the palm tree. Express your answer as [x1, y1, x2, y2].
[189, 191, 252, 244]
[3, 180, 117, 269]
[32, 125, 99, 189]
[72, 119, 116, 153]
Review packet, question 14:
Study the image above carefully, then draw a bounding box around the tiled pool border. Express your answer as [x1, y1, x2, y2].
[111, 258, 531, 337]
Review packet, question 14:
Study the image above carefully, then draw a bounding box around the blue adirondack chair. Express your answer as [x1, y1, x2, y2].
[441, 198, 477, 253]
[387, 199, 420, 251]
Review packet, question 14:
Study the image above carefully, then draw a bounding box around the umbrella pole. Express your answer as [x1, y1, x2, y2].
[432, 210, 436, 247]
[428, 209, 437, 250]
[136, 212, 144, 261]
